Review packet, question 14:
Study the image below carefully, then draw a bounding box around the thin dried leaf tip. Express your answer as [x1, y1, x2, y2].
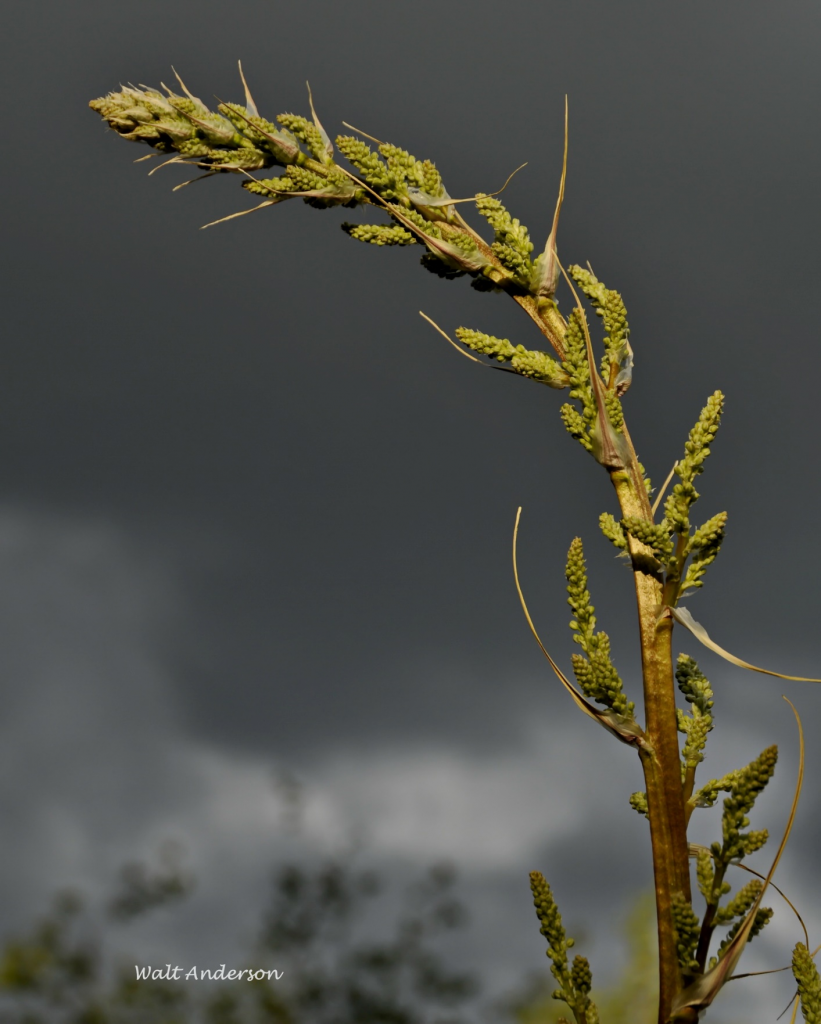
[418, 312, 487, 366]
[670, 607, 821, 683]
[169, 67, 205, 108]
[237, 60, 258, 116]
[306, 82, 334, 161]
[531, 95, 568, 300]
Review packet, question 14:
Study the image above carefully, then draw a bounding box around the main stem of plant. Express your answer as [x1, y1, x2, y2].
[611, 462, 691, 1024]
[532, 296, 690, 1023]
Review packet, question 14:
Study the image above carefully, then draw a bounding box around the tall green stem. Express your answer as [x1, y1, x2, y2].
[611, 456, 690, 1024]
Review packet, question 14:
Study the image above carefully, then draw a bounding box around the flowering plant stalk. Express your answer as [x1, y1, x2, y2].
[89, 68, 821, 1024]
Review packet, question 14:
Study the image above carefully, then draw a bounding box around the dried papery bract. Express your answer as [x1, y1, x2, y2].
[88, 68, 821, 1024]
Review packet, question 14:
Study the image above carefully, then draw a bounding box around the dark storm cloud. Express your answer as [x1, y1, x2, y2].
[2, 2, 821, 1018]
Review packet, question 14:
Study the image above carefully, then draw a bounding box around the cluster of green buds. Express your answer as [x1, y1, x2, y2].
[90, 70, 644, 464]
[680, 745, 776, 977]
[529, 872, 600, 1024]
[611, 390, 728, 606]
[676, 655, 715, 807]
[564, 537, 632, 717]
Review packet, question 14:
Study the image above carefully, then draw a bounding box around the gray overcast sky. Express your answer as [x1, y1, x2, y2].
[2, 1, 821, 1018]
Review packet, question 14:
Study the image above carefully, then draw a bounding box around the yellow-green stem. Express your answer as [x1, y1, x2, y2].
[611, 459, 691, 1024]
[695, 863, 727, 972]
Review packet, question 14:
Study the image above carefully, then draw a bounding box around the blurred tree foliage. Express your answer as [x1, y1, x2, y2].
[0, 848, 475, 1024]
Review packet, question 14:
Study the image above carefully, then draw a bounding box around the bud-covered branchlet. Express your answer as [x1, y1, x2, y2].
[713, 907, 773, 964]
[570, 956, 600, 1024]
[559, 311, 596, 452]
[671, 892, 701, 973]
[792, 943, 821, 1024]
[598, 512, 627, 550]
[549, 270, 636, 462]
[713, 879, 763, 926]
[379, 143, 445, 201]
[244, 162, 359, 208]
[676, 655, 714, 769]
[719, 745, 777, 862]
[561, 405, 594, 453]
[695, 849, 714, 901]
[680, 511, 728, 595]
[559, 306, 626, 464]
[89, 88, 277, 169]
[529, 873, 600, 1024]
[567, 266, 632, 392]
[693, 768, 742, 810]
[565, 538, 632, 716]
[454, 329, 568, 387]
[684, 745, 777, 976]
[91, 80, 519, 284]
[341, 223, 417, 246]
[664, 391, 724, 536]
[677, 711, 712, 771]
[89, 72, 590, 359]
[644, 391, 729, 608]
[530, 872, 574, 996]
[570, 955, 592, 995]
[276, 113, 332, 163]
[475, 194, 534, 285]
[335, 135, 395, 193]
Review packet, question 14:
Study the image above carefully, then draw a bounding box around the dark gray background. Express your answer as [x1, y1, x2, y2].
[2, 2, 820, 1019]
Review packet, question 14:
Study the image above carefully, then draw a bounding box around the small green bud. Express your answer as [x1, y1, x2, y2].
[570, 954, 592, 994]
[342, 223, 417, 246]
[561, 404, 594, 452]
[454, 329, 567, 387]
[599, 512, 627, 550]
[664, 391, 724, 534]
[629, 791, 649, 818]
